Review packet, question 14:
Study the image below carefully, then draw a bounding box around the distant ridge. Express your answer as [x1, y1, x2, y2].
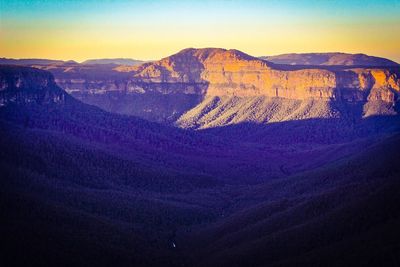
[259, 52, 399, 66]
[81, 58, 145, 66]
[0, 57, 77, 65]
[0, 57, 145, 66]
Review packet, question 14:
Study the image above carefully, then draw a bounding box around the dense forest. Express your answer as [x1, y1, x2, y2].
[1, 65, 400, 266]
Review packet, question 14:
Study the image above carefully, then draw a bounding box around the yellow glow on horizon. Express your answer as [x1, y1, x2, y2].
[1, 1, 399, 63]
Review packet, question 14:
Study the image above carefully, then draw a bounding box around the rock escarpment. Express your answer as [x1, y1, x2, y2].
[10, 48, 399, 127]
[0, 65, 67, 107]
[131, 48, 400, 102]
[129, 48, 400, 127]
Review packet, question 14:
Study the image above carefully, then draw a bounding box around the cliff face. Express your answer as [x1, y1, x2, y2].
[130, 48, 400, 128]
[8, 49, 400, 104]
[131, 48, 400, 102]
[0, 65, 67, 106]
[15, 48, 399, 126]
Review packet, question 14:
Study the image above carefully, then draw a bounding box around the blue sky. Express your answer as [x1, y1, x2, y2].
[1, 0, 399, 61]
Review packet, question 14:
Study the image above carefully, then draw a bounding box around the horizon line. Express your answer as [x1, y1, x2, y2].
[2, 47, 399, 64]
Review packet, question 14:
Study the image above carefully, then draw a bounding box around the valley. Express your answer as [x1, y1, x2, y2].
[1, 49, 400, 266]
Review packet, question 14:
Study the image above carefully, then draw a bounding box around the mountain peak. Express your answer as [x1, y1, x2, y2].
[128, 47, 268, 84]
[169, 47, 257, 63]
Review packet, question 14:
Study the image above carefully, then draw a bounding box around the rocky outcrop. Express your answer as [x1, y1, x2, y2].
[0, 65, 67, 107]
[130, 48, 400, 127]
[131, 48, 400, 103]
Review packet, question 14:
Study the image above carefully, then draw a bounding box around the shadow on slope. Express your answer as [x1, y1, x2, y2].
[1, 112, 399, 266]
[200, 115, 400, 145]
[181, 133, 400, 267]
[0, 120, 225, 267]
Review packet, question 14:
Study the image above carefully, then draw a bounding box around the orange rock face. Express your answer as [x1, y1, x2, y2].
[42, 48, 399, 125]
[132, 48, 400, 103]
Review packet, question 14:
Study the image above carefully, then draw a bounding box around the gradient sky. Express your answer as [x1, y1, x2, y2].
[1, 0, 399, 62]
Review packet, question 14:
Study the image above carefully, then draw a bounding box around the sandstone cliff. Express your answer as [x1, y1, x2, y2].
[130, 48, 400, 102]
[5, 48, 399, 127]
[0, 65, 67, 106]
[130, 48, 400, 128]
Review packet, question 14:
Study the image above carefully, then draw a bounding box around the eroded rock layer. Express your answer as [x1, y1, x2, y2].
[0, 65, 67, 106]
[130, 48, 400, 101]
[24, 48, 400, 126]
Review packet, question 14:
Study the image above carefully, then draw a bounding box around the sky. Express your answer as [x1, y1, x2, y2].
[1, 0, 399, 62]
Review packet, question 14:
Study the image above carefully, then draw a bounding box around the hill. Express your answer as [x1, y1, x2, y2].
[260, 52, 399, 66]
[0, 57, 77, 65]
[81, 58, 145, 66]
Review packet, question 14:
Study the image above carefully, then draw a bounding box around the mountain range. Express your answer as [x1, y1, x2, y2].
[82, 58, 146, 66]
[14, 48, 399, 127]
[260, 52, 399, 66]
[0, 57, 78, 65]
[1, 49, 400, 266]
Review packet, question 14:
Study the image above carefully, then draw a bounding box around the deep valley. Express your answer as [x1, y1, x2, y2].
[1, 48, 400, 267]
